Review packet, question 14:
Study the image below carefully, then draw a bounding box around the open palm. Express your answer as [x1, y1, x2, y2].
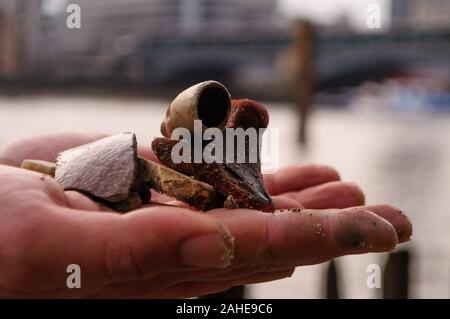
[0, 133, 411, 298]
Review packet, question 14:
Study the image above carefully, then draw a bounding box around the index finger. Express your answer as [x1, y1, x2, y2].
[210, 207, 404, 268]
[263, 164, 340, 195]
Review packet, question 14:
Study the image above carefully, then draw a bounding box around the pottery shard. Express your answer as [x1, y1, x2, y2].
[55, 132, 138, 203]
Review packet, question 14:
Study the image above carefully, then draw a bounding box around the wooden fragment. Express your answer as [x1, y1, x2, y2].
[325, 260, 340, 299]
[137, 158, 222, 211]
[383, 250, 410, 299]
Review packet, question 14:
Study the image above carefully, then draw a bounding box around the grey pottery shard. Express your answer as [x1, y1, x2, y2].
[55, 133, 137, 203]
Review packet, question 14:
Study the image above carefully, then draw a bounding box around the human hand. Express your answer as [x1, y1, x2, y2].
[0, 133, 411, 298]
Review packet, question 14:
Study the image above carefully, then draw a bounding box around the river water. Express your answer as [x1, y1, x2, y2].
[0, 94, 449, 298]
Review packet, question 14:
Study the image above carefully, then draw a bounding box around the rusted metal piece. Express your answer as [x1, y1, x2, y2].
[226, 99, 269, 130]
[152, 139, 274, 212]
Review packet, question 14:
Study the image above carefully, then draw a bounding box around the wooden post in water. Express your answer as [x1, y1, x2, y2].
[383, 250, 410, 299]
[324, 260, 340, 299]
[0, 12, 20, 78]
[292, 20, 316, 144]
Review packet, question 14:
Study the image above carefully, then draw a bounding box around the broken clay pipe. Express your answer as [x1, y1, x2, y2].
[153, 98, 275, 212]
[152, 98, 270, 176]
[160, 80, 231, 138]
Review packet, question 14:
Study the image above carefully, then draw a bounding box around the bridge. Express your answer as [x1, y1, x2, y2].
[125, 30, 450, 89]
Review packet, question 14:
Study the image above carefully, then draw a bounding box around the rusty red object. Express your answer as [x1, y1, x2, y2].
[152, 99, 274, 212]
[226, 99, 269, 129]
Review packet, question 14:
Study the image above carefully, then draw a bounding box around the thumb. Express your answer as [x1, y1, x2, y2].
[17, 205, 234, 292]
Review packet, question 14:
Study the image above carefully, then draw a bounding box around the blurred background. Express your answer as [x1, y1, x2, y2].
[1, 0, 449, 298]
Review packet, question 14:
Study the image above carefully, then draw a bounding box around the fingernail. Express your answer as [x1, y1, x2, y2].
[179, 232, 235, 268]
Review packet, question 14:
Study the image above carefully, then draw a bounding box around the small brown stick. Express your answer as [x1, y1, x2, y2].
[20, 160, 56, 177]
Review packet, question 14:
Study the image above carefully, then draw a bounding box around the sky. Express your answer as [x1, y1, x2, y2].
[278, 0, 391, 30]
